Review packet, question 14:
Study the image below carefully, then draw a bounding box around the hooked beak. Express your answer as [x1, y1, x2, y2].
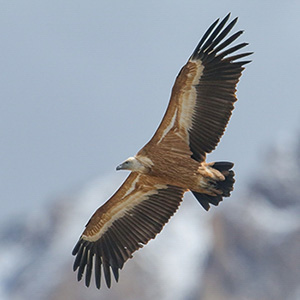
[116, 163, 123, 171]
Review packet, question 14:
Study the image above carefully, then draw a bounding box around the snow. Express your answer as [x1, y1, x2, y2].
[1, 132, 300, 300]
[0, 172, 213, 300]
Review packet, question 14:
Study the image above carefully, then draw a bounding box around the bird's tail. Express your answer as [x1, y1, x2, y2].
[191, 162, 235, 211]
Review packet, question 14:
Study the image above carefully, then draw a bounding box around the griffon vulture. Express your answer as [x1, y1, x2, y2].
[73, 13, 251, 288]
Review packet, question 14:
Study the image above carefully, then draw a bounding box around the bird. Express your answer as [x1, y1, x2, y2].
[72, 13, 252, 289]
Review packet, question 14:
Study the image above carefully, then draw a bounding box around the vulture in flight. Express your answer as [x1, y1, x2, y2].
[73, 13, 252, 288]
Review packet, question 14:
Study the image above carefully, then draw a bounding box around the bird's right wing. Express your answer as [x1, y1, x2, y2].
[72, 173, 184, 288]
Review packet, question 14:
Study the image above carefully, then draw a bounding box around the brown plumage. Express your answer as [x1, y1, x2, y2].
[72, 13, 252, 288]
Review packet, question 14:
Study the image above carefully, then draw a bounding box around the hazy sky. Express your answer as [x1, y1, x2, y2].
[1, 1, 300, 221]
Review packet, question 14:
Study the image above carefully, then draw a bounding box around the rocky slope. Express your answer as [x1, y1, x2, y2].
[1, 136, 299, 300]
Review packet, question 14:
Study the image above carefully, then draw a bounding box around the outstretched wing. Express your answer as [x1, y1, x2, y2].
[72, 173, 184, 288]
[142, 13, 252, 161]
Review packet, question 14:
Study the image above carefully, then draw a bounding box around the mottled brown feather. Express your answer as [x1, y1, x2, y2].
[73, 14, 251, 289]
[72, 173, 184, 288]
[139, 15, 251, 162]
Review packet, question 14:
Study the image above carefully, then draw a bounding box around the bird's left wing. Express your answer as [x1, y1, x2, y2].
[72, 172, 184, 288]
[141, 14, 251, 162]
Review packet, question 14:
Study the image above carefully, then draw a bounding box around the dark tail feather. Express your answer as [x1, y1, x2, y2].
[192, 161, 235, 211]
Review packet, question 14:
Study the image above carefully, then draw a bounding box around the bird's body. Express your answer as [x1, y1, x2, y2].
[135, 150, 224, 195]
[73, 13, 251, 289]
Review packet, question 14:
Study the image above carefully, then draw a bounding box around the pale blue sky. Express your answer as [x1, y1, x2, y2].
[1, 1, 299, 221]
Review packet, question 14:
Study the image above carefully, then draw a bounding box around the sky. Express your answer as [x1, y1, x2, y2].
[1, 1, 300, 222]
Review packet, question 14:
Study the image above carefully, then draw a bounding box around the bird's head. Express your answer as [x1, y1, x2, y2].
[116, 156, 147, 172]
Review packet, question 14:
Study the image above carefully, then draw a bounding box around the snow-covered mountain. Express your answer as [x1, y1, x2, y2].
[198, 138, 300, 300]
[0, 172, 212, 300]
[1, 135, 300, 300]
